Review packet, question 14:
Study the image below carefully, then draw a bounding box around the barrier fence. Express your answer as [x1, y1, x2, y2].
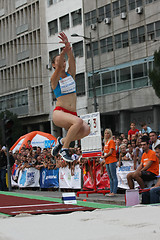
[10, 164, 144, 190]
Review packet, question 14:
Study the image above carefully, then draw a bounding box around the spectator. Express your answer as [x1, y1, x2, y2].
[128, 122, 139, 142]
[120, 133, 125, 139]
[134, 138, 143, 169]
[142, 144, 160, 204]
[115, 137, 121, 160]
[83, 158, 94, 184]
[122, 138, 128, 145]
[102, 128, 118, 197]
[140, 122, 152, 134]
[26, 140, 33, 150]
[127, 136, 159, 189]
[35, 146, 42, 158]
[149, 131, 160, 151]
[0, 145, 7, 191]
[119, 143, 133, 168]
[131, 140, 137, 169]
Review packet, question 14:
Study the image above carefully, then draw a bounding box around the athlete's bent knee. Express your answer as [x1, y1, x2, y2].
[75, 117, 83, 126]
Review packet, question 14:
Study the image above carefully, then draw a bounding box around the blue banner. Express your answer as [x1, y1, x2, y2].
[40, 167, 59, 188]
[44, 140, 56, 148]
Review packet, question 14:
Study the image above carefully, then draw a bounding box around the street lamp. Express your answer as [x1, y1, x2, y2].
[71, 33, 98, 112]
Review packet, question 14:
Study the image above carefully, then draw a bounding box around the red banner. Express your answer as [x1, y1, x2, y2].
[83, 165, 110, 190]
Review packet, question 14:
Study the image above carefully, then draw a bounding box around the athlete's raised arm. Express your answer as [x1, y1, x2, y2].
[58, 32, 76, 79]
[50, 47, 66, 90]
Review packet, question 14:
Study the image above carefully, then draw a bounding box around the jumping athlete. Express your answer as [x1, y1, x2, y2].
[51, 32, 90, 162]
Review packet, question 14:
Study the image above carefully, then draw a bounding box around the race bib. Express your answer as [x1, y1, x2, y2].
[59, 75, 76, 94]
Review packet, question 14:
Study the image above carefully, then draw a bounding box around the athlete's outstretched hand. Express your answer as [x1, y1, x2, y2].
[59, 32, 71, 54]
[58, 32, 69, 45]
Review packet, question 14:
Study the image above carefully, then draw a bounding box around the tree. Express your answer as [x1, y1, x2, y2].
[149, 48, 160, 98]
[0, 110, 24, 148]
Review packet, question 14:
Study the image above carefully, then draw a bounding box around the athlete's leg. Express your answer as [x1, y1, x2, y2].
[53, 110, 90, 148]
[63, 120, 90, 142]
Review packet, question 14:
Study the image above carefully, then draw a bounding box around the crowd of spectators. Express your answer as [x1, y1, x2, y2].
[0, 121, 160, 192]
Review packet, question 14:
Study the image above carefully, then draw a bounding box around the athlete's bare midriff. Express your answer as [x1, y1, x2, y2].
[55, 92, 77, 112]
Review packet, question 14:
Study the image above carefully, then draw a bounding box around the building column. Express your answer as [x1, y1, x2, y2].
[153, 106, 160, 132]
[119, 110, 130, 136]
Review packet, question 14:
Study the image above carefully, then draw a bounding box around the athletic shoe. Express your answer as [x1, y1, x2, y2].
[59, 149, 73, 162]
[51, 137, 63, 156]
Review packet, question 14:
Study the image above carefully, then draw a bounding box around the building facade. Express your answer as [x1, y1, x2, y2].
[0, 0, 160, 139]
[0, 0, 50, 133]
[82, 0, 160, 135]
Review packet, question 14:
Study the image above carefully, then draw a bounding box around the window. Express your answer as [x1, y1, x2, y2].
[120, 0, 127, 13]
[113, 1, 120, 16]
[72, 9, 82, 26]
[105, 4, 111, 18]
[122, 31, 129, 48]
[48, 19, 58, 36]
[100, 37, 113, 54]
[49, 49, 59, 62]
[138, 26, 145, 43]
[102, 71, 115, 85]
[147, 23, 155, 40]
[128, 0, 135, 10]
[76, 73, 85, 96]
[155, 20, 160, 37]
[85, 12, 91, 26]
[60, 14, 69, 30]
[115, 34, 121, 49]
[93, 41, 98, 56]
[91, 10, 97, 24]
[107, 36, 113, 52]
[136, 0, 142, 7]
[130, 28, 138, 44]
[72, 41, 83, 58]
[132, 64, 144, 78]
[120, 67, 131, 81]
[0, 91, 28, 110]
[85, 10, 96, 26]
[94, 74, 100, 87]
[100, 39, 107, 54]
[128, 0, 142, 10]
[98, 7, 104, 21]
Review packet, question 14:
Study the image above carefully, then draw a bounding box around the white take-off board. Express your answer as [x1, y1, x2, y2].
[80, 112, 102, 158]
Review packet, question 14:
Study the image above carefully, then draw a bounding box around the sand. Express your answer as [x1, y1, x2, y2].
[0, 205, 160, 240]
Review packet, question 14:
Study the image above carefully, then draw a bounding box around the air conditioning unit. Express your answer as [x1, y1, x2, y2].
[104, 17, 111, 25]
[121, 12, 127, 19]
[90, 23, 96, 30]
[135, 6, 143, 14]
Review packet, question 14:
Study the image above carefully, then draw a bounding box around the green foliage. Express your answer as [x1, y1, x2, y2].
[0, 110, 24, 147]
[149, 49, 160, 98]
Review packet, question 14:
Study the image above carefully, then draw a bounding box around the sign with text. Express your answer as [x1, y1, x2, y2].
[80, 112, 102, 158]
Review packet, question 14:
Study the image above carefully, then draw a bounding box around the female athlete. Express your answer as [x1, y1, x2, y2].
[51, 32, 90, 162]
